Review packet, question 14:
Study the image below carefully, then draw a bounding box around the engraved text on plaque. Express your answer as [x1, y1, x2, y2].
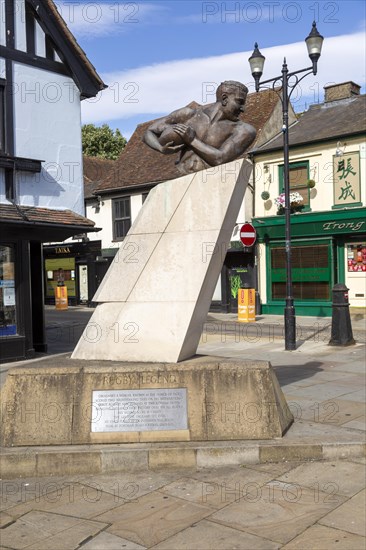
[91, 388, 188, 432]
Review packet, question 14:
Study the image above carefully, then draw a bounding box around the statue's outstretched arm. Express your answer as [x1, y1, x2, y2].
[173, 123, 256, 166]
[143, 107, 194, 155]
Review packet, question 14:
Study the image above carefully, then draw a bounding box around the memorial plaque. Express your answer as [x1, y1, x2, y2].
[91, 388, 188, 432]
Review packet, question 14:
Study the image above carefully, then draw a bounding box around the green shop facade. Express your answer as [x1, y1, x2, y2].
[253, 207, 366, 316]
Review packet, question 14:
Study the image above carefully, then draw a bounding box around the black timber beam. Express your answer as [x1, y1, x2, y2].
[25, 0, 105, 98]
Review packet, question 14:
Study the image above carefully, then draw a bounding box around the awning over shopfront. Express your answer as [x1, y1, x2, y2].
[253, 207, 365, 241]
[1, 204, 100, 241]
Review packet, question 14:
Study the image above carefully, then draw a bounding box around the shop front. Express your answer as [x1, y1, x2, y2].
[0, 207, 98, 362]
[253, 207, 366, 316]
[224, 244, 256, 314]
[209, 239, 257, 314]
[43, 241, 104, 306]
[0, 245, 16, 337]
[0, 237, 43, 361]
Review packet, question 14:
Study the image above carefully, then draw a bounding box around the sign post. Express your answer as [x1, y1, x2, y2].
[238, 224, 256, 322]
[240, 222, 256, 247]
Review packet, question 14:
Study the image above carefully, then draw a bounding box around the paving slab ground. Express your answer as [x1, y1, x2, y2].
[0, 459, 365, 549]
[0, 309, 365, 548]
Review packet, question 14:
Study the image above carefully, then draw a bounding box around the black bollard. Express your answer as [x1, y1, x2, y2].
[329, 283, 355, 346]
[255, 291, 262, 316]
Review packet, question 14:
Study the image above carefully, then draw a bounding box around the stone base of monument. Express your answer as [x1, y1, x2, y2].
[1, 356, 293, 447]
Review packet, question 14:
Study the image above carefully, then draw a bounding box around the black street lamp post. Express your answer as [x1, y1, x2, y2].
[249, 22, 324, 350]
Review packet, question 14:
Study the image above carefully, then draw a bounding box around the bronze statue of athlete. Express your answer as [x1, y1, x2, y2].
[143, 81, 256, 174]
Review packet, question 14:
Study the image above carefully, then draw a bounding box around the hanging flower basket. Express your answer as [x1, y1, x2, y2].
[307, 179, 316, 188]
[274, 192, 304, 215]
[261, 191, 270, 200]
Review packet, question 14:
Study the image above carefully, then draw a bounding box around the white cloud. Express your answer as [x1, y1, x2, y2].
[53, 0, 285, 38]
[54, 1, 164, 38]
[81, 31, 366, 127]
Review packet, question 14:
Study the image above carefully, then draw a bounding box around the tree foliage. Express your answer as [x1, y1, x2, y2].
[81, 123, 126, 160]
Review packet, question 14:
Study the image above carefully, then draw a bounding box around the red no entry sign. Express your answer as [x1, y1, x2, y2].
[240, 223, 256, 247]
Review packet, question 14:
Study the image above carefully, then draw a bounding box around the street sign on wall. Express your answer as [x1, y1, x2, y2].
[240, 223, 256, 247]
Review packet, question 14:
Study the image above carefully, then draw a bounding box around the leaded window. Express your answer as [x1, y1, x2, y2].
[113, 197, 131, 240]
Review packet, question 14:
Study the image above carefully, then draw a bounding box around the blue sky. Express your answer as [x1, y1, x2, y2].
[58, 0, 366, 139]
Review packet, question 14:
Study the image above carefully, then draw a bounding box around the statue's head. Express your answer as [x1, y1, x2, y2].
[216, 81, 248, 121]
[216, 81, 248, 102]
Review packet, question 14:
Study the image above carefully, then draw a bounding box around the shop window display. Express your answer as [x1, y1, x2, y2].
[45, 257, 76, 300]
[0, 245, 17, 336]
[347, 243, 366, 272]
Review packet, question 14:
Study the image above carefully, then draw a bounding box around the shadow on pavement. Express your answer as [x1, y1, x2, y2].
[273, 361, 324, 386]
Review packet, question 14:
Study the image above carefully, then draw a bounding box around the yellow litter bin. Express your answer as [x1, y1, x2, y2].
[238, 287, 255, 322]
[55, 284, 68, 310]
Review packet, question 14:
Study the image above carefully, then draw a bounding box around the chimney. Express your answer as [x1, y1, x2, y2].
[324, 82, 361, 103]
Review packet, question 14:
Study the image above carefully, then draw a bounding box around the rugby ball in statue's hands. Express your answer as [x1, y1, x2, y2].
[158, 127, 184, 147]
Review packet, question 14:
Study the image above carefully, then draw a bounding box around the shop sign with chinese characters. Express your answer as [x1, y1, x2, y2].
[333, 152, 361, 207]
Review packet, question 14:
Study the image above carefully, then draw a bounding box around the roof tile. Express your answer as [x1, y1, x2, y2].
[258, 95, 366, 152]
[0, 204, 95, 227]
[83, 156, 115, 198]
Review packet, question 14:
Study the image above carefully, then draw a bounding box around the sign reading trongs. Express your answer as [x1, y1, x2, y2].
[91, 388, 188, 433]
[322, 221, 364, 232]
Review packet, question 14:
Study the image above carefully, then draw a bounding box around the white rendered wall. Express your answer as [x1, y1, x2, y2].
[0, 169, 5, 202]
[131, 194, 143, 221]
[0, 3, 5, 46]
[86, 198, 114, 250]
[13, 64, 84, 214]
[0, 57, 4, 78]
[35, 20, 45, 57]
[254, 137, 366, 218]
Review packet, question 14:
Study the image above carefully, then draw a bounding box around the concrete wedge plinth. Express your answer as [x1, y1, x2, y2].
[1, 355, 292, 447]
